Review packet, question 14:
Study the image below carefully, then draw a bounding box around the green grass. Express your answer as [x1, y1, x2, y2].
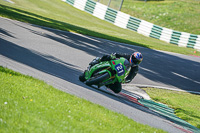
[122, 0, 200, 35]
[93, 0, 122, 10]
[0, 66, 166, 132]
[142, 88, 200, 129]
[0, 0, 200, 56]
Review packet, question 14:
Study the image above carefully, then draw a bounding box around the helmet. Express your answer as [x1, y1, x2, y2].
[129, 52, 143, 66]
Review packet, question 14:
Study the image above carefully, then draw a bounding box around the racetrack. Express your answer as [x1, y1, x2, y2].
[0, 17, 200, 132]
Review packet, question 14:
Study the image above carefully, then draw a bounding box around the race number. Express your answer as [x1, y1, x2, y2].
[115, 63, 125, 76]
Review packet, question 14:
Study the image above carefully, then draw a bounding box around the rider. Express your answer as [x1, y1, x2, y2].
[80, 52, 143, 93]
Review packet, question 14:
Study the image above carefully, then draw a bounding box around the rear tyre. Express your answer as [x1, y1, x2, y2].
[86, 72, 110, 86]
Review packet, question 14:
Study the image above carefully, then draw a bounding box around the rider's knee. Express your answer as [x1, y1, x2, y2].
[109, 82, 122, 93]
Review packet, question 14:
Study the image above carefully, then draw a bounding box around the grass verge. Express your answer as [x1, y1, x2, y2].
[122, 0, 200, 35]
[0, 0, 200, 56]
[142, 88, 200, 129]
[0, 66, 165, 132]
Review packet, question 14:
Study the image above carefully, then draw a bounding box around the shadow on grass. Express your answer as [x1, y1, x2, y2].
[0, 4, 148, 49]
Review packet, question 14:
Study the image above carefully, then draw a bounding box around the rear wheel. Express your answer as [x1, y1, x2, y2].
[86, 72, 110, 86]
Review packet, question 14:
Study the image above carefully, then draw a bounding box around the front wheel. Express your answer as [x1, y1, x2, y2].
[79, 73, 86, 82]
[85, 72, 110, 86]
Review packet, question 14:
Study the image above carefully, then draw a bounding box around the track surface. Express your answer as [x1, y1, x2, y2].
[1, 17, 200, 132]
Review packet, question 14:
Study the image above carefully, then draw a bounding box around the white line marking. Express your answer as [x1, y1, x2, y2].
[172, 72, 200, 84]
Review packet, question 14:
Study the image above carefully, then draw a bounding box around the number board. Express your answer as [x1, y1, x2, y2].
[115, 63, 125, 76]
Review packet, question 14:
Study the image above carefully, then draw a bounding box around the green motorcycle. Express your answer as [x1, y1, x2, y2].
[79, 57, 131, 93]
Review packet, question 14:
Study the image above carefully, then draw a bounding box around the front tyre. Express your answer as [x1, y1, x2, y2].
[86, 72, 110, 86]
[79, 73, 86, 82]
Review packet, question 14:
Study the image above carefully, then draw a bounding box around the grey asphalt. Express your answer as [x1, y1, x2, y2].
[1, 17, 200, 132]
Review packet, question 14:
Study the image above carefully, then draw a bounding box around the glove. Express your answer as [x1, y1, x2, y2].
[110, 53, 116, 60]
[125, 79, 131, 83]
[89, 57, 101, 66]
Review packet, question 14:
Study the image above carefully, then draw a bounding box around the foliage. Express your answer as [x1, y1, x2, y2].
[122, 0, 200, 35]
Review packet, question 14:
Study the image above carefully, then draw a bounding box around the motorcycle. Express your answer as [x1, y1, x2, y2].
[79, 57, 131, 93]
